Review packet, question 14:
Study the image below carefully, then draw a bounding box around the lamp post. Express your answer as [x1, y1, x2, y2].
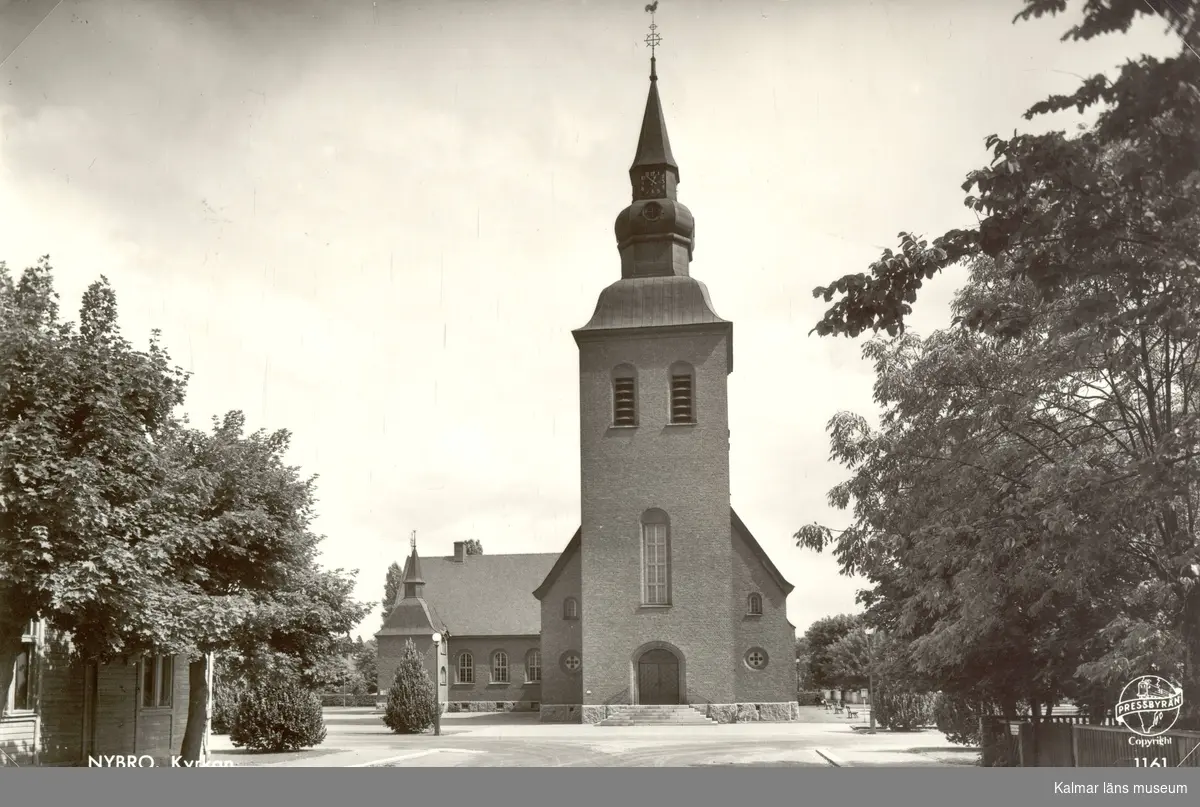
[864, 627, 876, 730]
[432, 632, 442, 737]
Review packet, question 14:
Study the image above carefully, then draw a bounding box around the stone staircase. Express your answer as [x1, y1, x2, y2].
[595, 705, 718, 727]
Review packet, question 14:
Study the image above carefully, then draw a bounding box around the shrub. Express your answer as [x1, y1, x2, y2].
[796, 690, 824, 705]
[382, 638, 437, 734]
[229, 680, 328, 752]
[934, 692, 994, 746]
[211, 678, 245, 736]
[873, 687, 934, 731]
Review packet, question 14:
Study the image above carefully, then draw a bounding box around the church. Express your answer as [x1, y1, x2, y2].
[377, 51, 798, 724]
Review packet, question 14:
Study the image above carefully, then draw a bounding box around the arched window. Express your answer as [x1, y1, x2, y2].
[669, 362, 695, 424]
[641, 509, 671, 606]
[747, 593, 763, 615]
[526, 650, 542, 683]
[440, 666, 447, 686]
[563, 597, 579, 620]
[612, 364, 638, 427]
[492, 651, 509, 683]
[456, 652, 474, 684]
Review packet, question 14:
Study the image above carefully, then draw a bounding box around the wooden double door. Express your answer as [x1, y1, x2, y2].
[637, 648, 680, 705]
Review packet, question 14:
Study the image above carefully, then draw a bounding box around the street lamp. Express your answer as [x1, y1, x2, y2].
[431, 632, 442, 737]
[864, 627, 876, 731]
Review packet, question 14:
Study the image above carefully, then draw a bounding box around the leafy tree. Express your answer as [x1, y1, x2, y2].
[381, 561, 403, 623]
[464, 539, 483, 555]
[354, 639, 379, 694]
[382, 638, 436, 734]
[812, 1, 1199, 339]
[800, 614, 861, 690]
[804, 2, 1200, 727]
[159, 414, 370, 761]
[0, 259, 188, 719]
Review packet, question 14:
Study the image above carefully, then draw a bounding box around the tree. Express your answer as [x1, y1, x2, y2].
[381, 561, 403, 623]
[799, 248, 1198, 723]
[382, 638, 436, 734]
[803, 1, 1200, 728]
[354, 639, 379, 694]
[160, 414, 370, 761]
[800, 614, 861, 690]
[812, 1, 1199, 339]
[0, 260, 188, 719]
[464, 539, 483, 555]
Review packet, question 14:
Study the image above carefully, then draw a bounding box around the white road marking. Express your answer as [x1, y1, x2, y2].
[814, 748, 849, 767]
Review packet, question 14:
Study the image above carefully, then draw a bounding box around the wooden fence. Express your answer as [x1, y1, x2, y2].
[985, 718, 1200, 767]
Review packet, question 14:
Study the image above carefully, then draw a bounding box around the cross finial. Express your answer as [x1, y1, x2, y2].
[644, 2, 661, 79]
[410, 530, 416, 552]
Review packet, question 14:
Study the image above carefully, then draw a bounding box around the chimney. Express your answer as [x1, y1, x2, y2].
[453, 541, 465, 562]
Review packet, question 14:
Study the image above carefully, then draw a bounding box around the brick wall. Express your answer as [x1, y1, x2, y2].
[731, 529, 795, 703]
[446, 636, 541, 708]
[538, 548, 582, 706]
[377, 634, 448, 706]
[578, 328, 737, 706]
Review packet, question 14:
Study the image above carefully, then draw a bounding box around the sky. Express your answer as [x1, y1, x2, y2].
[0, 0, 1180, 641]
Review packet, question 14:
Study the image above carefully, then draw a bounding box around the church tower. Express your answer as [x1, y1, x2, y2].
[571, 50, 739, 710]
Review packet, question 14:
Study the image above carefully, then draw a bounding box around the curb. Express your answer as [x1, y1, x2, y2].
[814, 748, 849, 767]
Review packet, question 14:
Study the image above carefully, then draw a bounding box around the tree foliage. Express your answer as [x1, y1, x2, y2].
[0, 259, 369, 748]
[801, 1, 1200, 730]
[799, 614, 861, 689]
[381, 561, 403, 623]
[812, 1, 1200, 339]
[463, 538, 483, 555]
[228, 678, 327, 752]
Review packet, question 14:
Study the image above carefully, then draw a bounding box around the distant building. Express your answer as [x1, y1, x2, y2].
[378, 55, 798, 723]
[2, 620, 194, 766]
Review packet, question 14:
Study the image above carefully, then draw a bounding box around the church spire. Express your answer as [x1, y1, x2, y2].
[613, 5, 695, 279]
[402, 531, 424, 599]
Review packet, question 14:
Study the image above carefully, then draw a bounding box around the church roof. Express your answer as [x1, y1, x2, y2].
[533, 510, 792, 599]
[574, 276, 728, 333]
[380, 551, 559, 638]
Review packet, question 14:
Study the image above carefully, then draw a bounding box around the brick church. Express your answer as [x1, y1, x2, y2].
[378, 54, 798, 724]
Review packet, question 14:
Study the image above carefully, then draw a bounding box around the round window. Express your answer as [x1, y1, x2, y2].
[561, 651, 582, 674]
[744, 648, 769, 671]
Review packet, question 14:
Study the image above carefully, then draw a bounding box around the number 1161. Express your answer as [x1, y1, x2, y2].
[1133, 757, 1167, 767]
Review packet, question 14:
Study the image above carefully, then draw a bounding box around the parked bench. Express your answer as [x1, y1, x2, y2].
[846, 710, 859, 719]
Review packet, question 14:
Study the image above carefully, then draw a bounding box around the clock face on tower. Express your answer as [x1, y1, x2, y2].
[639, 170, 666, 199]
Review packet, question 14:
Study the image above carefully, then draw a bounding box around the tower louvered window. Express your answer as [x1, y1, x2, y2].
[614, 376, 637, 426]
[670, 372, 694, 424]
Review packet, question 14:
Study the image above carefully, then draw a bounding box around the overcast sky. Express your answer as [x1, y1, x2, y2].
[0, 0, 1178, 640]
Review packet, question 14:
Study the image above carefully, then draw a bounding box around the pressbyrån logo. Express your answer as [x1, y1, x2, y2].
[1114, 675, 1183, 738]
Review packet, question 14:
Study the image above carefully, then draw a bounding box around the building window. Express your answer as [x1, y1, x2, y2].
[561, 651, 582, 674]
[142, 655, 173, 708]
[613, 365, 637, 427]
[6, 621, 37, 713]
[440, 667, 447, 686]
[669, 362, 695, 424]
[641, 509, 671, 606]
[563, 597, 579, 620]
[457, 652, 474, 684]
[492, 651, 509, 684]
[526, 650, 541, 683]
[744, 648, 769, 671]
[747, 593, 763, 615]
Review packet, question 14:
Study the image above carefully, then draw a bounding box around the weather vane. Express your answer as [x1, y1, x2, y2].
[410, 530, 417, 551]
[644, 2, 661, 58]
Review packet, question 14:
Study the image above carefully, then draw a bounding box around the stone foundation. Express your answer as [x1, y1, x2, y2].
[447, 700, 539, 713]
[581, 706, 607, 724]
[700, 702, 800, 723]
[539, 704, 583, 723]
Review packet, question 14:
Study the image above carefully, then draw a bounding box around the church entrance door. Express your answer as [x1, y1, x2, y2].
[637, 648, 680, 705]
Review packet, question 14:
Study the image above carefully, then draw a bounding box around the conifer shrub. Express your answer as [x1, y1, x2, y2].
[382, 638, 437, 734]
[229, 680, 327, 752]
